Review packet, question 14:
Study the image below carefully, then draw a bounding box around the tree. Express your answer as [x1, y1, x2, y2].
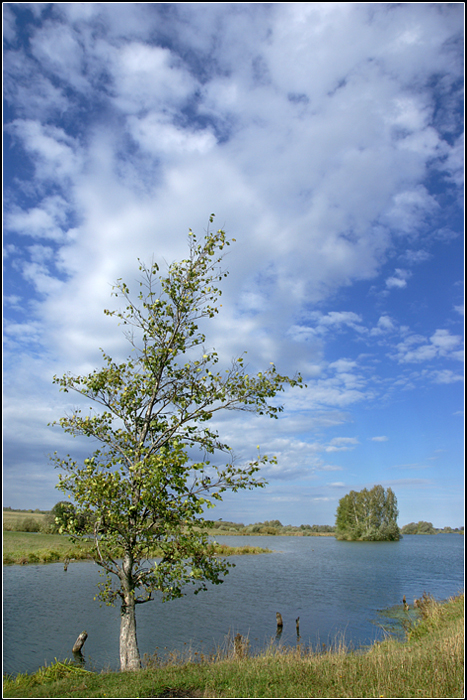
[45, 501, 91, 534]
[401, 520, 436, 535]
[51, 220, 303, 671]
[335, 485, 401, 541]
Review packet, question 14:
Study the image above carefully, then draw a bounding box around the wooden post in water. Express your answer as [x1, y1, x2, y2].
[72, 631, 88, 654]
[275, 612, 283, 641]
[296, 616, 300, 636]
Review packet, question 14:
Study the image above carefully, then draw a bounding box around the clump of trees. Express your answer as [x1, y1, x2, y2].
[401, 521, 436, 535]
[335, 485, 401, 541]
[50, 222, 302, 671]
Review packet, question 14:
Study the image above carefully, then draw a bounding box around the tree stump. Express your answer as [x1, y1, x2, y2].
[72, 631, 88, 654]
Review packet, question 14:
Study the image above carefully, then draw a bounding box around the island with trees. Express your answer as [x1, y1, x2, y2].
[335, 485, 401, 541]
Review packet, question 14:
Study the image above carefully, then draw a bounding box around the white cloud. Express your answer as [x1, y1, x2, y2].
[127, 115, 216, 156]
[112, 42, 196, 114]
[7, 120, 81, 182]
[385, 268, 412, 289]
[293, 312, 367, 340]
[29, 20, 89, 94]
[394, 329, 463, 364]
[430, 329, 462, 353]
[431, 370, 464, 384]
[402, 249, 431, 264]
[325, 437, 359, 452]
[6, 195, 72, 241]
[370, 315, 396, 335]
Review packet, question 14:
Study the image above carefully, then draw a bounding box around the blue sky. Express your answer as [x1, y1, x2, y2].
[3, 3, 464, 528]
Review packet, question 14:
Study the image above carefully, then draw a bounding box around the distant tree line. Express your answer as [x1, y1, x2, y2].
[401, 521, 464, 535]
[3, 505, 463, 536]
[3, 506, 49, 513]
[208, 519, 335, 536]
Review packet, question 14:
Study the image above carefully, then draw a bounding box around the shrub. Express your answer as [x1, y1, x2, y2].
[19, 517, 41, 532]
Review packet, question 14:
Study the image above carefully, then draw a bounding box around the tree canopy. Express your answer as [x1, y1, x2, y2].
[50, 219, 303, 670]
[401, 521, 436, 535]
[335, 485, 401, 541]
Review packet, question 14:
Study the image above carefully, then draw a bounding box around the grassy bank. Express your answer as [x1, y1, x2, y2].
[3, 593, 463, 698]
[2, 530, 272, 565]
[2, 531, 94, 565]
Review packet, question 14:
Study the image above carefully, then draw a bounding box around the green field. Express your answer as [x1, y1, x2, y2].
[2, 531, 94, 565]
[3, 593, 463, 698]
[2, 530, 271, 565]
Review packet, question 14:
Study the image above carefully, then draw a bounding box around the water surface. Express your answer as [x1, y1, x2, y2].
[3, 534, 463, 675]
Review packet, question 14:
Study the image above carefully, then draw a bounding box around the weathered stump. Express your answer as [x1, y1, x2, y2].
[275, 612, 283, 641]
[72, 631, 88, 654]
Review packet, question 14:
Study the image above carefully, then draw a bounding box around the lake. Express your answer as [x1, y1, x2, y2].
[3, 534, 464, 676]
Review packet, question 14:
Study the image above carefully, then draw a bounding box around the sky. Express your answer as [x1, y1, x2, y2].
[3, 3, 464, 528]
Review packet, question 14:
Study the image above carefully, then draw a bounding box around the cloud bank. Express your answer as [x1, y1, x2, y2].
[3, 3, 464, 526]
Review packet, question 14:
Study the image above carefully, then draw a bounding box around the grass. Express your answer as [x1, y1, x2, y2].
[2, 531, 94, 565]
[3, 593, 463, 698]
[2, 530, 272, 565]
[3, 510, 50, 530]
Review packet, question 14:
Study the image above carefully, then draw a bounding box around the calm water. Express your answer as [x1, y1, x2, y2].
[3, 534, 464, 675]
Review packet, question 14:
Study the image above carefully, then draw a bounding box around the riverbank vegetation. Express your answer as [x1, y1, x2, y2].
[4, 593, 463, 698]
[2, 530, 271, 566]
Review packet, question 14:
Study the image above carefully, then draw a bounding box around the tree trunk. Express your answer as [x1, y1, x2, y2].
[119, 592, 141, 671]
[119, 552, 141, 671]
